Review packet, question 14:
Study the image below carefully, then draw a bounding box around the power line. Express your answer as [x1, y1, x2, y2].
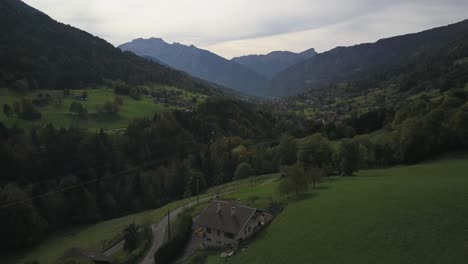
[0, 160, 159, 210]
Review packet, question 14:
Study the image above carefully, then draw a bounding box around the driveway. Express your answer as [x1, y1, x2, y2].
[139, 196, 219, 264]
[104, 175, 276, 264]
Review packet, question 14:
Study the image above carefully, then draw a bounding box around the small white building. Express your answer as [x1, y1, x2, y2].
[194, 200, 272, 249]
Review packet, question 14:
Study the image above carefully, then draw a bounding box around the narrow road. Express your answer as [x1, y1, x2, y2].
[104, 176, 277, 263]
[103, 240, 124, 256]
[140, 196, 219, 264]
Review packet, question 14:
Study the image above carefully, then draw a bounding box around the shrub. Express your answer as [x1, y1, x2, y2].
[154, 215, 192, 264]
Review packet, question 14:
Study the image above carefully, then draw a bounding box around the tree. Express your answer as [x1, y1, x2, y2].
[3, 104, 12, 117]
[278, 134, 298, 165]
[0, 183, 47, 249]
[451, 102, 468, 147]
[337, 139, 360, 175]
[69, 102, 88, 119]
[96, 100, 120, 116]
[279, 164, 308, 196]
[234, 162, 252, 180]
[18, 98, 41, 120]
[298, 133, 332, 176]
[398, 118, 431, 163]
[123, 223, 139, 252]
[114, 96, 124, 106]
[12, 101, 20, 115]
[278, 176, 294, 198]
[307, 167, 323, 189]
[231, 145, 248, 163]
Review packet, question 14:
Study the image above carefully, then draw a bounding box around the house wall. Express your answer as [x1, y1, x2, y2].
[200, 212, 273, 249]
[202, 227, 238, 249]
[238, 212, 263, 241]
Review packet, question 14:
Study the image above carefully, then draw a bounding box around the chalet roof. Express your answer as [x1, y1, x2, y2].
[195, 200, 264, 235]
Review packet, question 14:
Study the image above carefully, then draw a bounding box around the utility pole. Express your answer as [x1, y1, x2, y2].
[196, 177, 200, 204]
[167, 209, 171, 241]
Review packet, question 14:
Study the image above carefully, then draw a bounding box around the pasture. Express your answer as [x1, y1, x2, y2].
[203, 158, 468, 264]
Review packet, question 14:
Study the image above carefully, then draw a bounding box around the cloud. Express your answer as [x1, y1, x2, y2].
[22, 0, 468, 58]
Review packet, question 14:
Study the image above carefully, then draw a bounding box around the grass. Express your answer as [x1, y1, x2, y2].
[3, 174, 279, 264]
[204, 158, 468, 264]
[0, 86, 204, 131]
[4, 198, 191, 264]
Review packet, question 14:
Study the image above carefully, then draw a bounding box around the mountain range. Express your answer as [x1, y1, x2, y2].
[270, 19, 468, 96]
[120, 20, 468, 98]
[232, 49, 317, 79]
[119, 38, 269, 96]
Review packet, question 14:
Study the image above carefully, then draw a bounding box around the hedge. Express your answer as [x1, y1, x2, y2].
[154, 215, 193, 264]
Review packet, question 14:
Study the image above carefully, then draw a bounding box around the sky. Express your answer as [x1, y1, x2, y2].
[23, 0, 468, 59]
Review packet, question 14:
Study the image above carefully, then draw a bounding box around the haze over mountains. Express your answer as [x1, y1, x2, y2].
[119, 38, 269, 96]
[270, 19, 468, 96]
[120, 19, 468, 98]
[2, 0, 468, 100]
[232, 49, 317, 79]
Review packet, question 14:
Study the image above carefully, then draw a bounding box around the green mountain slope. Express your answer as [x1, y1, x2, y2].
[0, 0, 216, 95]
[271, 19, 468, 96]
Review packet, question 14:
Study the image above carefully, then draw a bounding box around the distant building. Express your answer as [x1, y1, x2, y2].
[194, 200, 272, 249]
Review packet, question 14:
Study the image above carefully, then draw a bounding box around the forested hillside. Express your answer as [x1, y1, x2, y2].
[271, 19, 468, 96]
[0, 97, 318, 251]
[0, 0, 215, 95]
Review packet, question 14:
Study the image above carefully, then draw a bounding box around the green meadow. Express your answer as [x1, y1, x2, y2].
[202, 158, 468, 264]
[0, 87, 205, 131]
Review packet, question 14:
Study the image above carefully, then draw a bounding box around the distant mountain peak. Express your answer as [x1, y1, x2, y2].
[119, 38, 268, 96]
[232, 48, 317, 79]
[270, 19, 468, 96]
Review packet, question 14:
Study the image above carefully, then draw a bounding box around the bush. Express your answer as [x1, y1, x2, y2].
[154, 215, 192, 264]
[18, 99, 41, 121]
[234, 162, 253, 180]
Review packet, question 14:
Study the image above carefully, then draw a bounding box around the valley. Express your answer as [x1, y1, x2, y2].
[0, 1, 468, 264]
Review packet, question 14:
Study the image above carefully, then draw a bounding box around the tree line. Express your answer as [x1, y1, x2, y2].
[278, 89, 468, 196]
[0, 97, 317, 251]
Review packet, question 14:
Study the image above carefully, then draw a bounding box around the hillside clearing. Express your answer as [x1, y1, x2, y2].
[0, 87, 206, 131]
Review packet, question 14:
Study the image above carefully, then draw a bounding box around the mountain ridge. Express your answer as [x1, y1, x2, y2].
[0, 0, 217, 95]
[232, 48, 317, 79]
[119, 38, 269, 96]
[270, 19, 468, 96]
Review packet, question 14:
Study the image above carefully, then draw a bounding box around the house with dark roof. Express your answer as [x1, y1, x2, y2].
[194, 200, 272, 249]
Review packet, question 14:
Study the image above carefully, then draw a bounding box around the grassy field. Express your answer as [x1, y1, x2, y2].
[202, 158, 468, 264]
[0, 86, 205, 131]
[2, 174, 278, 264]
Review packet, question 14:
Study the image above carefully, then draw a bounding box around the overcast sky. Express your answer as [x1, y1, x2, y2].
[23, 0, 468, 59]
